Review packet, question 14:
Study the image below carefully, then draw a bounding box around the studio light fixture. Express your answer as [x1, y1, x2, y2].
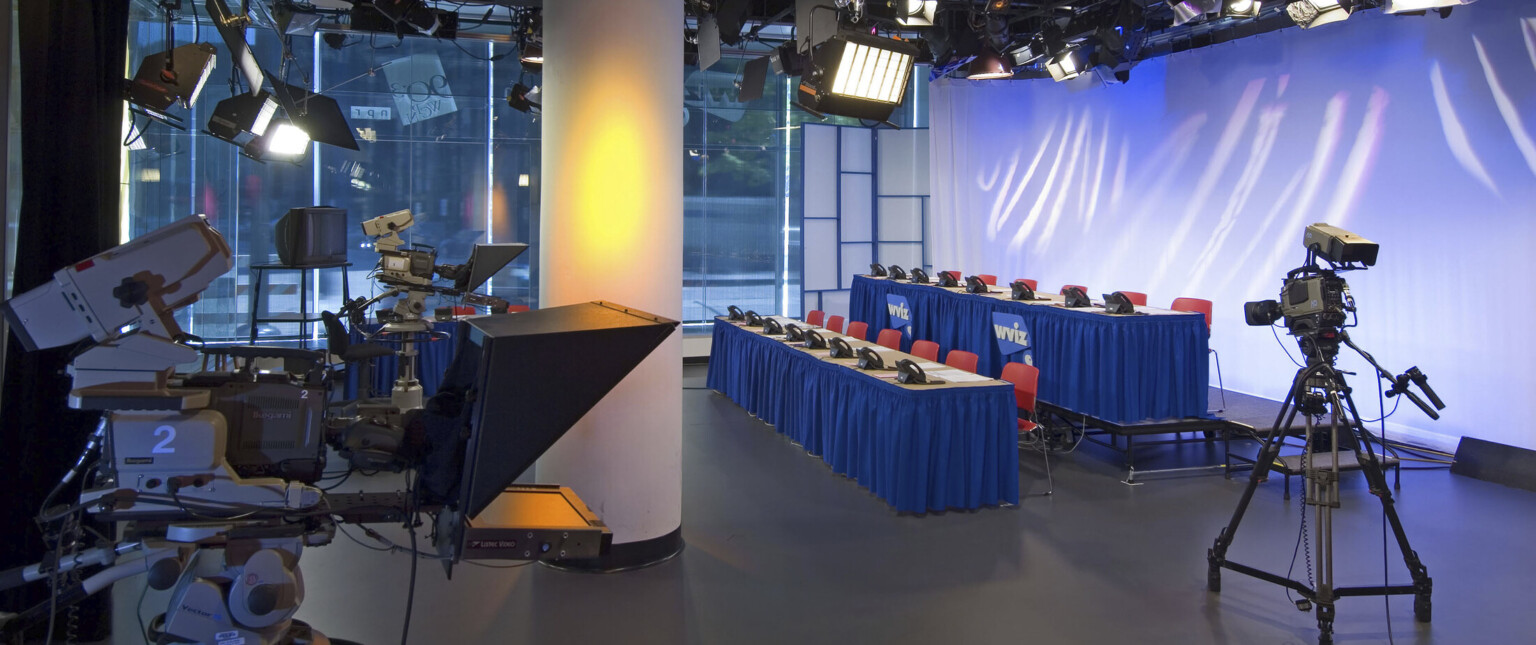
[1167, 0, 1219, 26]
[1006, 38, 1047, 67]
[796, 33, 918, 123]
[1383, 0, 1472, 14]
[966, 45, 1013, 80]
[506, 83, 542, 114]
[1287, 0, 1351, 28]
[1222, 0, 1264, 19]
[125, 43, 218, 126]
[270, 80, 359, 151]
[899, 0, 938, 27]
[521, 42, 543, 64]
[1045, 47, 1090, 82]
[206, 90, 278, 147]
[520, 42, 543, 73]
[242, 119, 310, 163]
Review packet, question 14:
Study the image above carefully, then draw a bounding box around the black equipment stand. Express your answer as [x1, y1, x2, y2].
[1206, 352, 1432, 644]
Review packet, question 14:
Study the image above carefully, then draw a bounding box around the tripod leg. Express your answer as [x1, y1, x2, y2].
[1209, 397, 1305, 592]
[1341, 393, 1435, 623]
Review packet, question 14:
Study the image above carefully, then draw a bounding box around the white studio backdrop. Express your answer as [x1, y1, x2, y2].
[930, 5, 1536, 451]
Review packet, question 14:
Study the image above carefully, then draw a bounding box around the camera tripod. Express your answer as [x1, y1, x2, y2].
[1207, 332, 1434, 645]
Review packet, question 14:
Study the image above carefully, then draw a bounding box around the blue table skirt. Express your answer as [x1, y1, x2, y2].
[706, 319, 1019, 513]
[850, 276, 1209, 423]
[345, 321, 458, 399]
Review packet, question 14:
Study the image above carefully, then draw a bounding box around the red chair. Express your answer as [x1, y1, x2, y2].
[910, 340, 940, 362]
[825, 315, 844, 334]
[806, 310, 825, 327]
[845, 321, 869, 341]
[1012, 279, 1039, 291]
[1170, 297, 1224, 412]
[1000, 361, 1052, 494]
[876, 328, 903, 351]
[944, 349, 979, 373]
[977, 274, 998, 285]
[506, 305, 531, 313]
[1117, 291, 1148, 306]
[1060, 284, 1088, 295]
[940, 270, 962, 282]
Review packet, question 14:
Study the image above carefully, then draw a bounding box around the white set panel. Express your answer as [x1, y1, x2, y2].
[878, 243, 923, 270]
[839, 174, 873, 242]
[820, 290, 851, 322]
[803, 219, 840, 291]
[877, 129, 930, 196]
[840, 243, 872, 290]
[877, 197, 923, 242]
[803, 125, 839, 219]
[840, 127, 872, 173]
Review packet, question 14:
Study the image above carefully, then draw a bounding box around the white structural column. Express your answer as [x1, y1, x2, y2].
[537, 0, 684, 566]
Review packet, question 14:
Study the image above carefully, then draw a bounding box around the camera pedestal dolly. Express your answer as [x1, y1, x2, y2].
[1207, 346, 1434, 645]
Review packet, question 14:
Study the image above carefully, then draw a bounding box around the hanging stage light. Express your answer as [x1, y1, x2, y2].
[242, 118, 311, 163]
[899, 1, 938, 27]
[796, 33, 919, 123]
[1167, 0, 1220, 26]
[1006, 38, 1047, 67]
[506, 83, 542, 114]
[1383, 0, 1473, 15]
[1045, 47, 1090, 82]
[1287, 0, 1351, 28]
[1222, 0, 1264, 19]
[966, 45, 1013, 80]
[125, 43, 218, 126]
[206, 90, 278, 146]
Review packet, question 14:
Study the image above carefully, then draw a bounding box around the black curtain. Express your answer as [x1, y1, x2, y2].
[1, 0, 128, 639]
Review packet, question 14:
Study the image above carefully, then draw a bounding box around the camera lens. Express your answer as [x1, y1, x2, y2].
[1244, 300, 1281, 326]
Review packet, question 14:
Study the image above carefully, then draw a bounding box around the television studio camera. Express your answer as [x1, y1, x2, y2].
[0, 215, 678, 644]
[1207, 223, 1445, 645]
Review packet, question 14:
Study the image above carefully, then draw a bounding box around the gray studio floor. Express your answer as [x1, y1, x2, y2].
[113, 365, 1536, 644]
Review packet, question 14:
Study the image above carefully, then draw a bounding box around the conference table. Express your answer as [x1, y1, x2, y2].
[707, 316, 1019, 513]
[850, 275, 1209, 424]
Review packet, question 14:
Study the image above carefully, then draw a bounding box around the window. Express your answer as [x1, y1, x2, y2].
[121, 13, 928, 340]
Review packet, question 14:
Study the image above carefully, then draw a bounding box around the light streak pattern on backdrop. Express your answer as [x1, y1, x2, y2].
[930, 5, 1536, 451]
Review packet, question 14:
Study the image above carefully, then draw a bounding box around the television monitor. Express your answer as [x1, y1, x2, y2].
[275, 206, 349, 266]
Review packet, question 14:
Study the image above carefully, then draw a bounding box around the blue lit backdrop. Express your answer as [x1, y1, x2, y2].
[929, 5, 1536, 450]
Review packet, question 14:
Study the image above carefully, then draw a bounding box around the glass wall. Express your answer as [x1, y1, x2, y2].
[122, 12, 928, 341]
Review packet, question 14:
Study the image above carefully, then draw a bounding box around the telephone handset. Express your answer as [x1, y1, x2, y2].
[857, 346, 885, 370]
[910, 267, 930, 284]
[895, 359, 928, 384]
[965, 275, 988, 294]
[938, 272, 960, 288]
[1011, 280, 1036, 301]
[803, 329, 828, 349]
[744, 310, 763, 326]
[762, 318, 784, 335]
[888, 265, 908, 280]
[784, 323, 805, 341]
[728, 304, 744, 321]
[868, 263, 888, 277]
[829, 336, 855, 358]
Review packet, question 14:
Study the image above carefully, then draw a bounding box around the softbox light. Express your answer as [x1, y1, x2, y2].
[1045, 47, 1089, 82]
[207, 90, 278, 146]
[126, 43, 218, 120]
[797, 33, 918, 123]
